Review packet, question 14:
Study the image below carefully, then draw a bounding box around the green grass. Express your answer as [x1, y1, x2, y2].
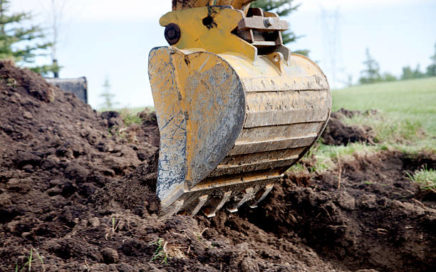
[333, 77, 436, 153]
[312, 142, 379, 172]
[150, 238, 168, 264]
[15, 248, 45, 272]
[407, 168, 436, 190]
[333, 77, 436, 137]
[118, 108, 142, 126]
[99, 106, 154, 126]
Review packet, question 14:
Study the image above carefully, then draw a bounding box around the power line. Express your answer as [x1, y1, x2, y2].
[320, 6, 343, 88]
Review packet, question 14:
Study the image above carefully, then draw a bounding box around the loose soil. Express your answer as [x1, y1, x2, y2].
[0, 62, 435, 271]
[322, 109, 376, 146]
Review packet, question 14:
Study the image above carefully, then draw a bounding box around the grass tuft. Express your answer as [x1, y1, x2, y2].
[119, 108, 142, 126]
[15, 248, 45, 272]
[150, 238, 169, 264]
[407, 168, 436, 190]
[118, 106, 154, 126]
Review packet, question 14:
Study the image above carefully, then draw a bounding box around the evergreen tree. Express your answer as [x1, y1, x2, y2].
[0, 0, 58, 75]
[401, 66, 413, 80]
[100, 77, 118, 110]
[251, 0, 308, 55]
[413, 64, 425, 79]
[359, 48, 381, 84]
[401, 65, 425, 80]
[426, 42, 436, 77]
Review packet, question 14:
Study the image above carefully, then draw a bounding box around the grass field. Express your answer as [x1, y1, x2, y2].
[332, 77, 436, 136]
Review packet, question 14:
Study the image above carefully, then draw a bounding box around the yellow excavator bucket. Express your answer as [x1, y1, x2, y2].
[148, 1, 331, 217]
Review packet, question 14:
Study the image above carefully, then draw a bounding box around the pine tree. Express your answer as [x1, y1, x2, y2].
[359, 48, 381, 84]
[401, 66, 413, 80]
[251, 0, 308, 55]
[100, 77, 118, 110]
[0, 0, 58, 75]
[401, 65, 425, 80]
[413, 65, 425, 79]
[426, 42, 436, 77]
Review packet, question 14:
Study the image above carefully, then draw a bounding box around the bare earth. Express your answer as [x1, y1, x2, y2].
[0, 62, 435, 271]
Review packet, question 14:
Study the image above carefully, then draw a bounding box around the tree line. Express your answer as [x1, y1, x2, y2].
[359, 45, 436, 85]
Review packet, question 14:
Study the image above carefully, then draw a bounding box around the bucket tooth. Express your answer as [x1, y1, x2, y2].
[228, 187, 256, 213]
[162, 200, 184, 219]
[250, 184, 274, 208]
[191, 195, 209, 216]
[204, 191, 232, 218]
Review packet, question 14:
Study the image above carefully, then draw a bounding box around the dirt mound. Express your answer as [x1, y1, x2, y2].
[322, 109, 375, 145]
[238, 151, 436, 272]
[0, 62, 340, 271]
[1, 62, 435, 271]
[0, 61, 159, 270]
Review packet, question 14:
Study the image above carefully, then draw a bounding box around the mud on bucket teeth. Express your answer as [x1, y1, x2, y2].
[148, 2, 331, 217]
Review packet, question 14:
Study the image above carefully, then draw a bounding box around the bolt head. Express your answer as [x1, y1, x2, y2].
[263, 18, 273, 27]
[164, 23, 181, 45]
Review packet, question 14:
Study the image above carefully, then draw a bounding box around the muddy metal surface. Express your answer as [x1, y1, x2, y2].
[0, 62, 435, 271]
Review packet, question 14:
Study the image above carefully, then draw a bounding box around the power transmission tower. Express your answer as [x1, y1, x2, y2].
[320, 7, 342, 88]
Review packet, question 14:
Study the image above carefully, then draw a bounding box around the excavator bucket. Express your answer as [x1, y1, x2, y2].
[148, 1, 331, 217]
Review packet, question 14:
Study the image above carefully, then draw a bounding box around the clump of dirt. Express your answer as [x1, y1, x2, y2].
[322, 108, 375, 145]
[334, 108, 379, 119]
[0, 62, 435, 272]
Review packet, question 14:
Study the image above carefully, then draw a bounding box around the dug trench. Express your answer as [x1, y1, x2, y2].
[0, 62, 435, 271]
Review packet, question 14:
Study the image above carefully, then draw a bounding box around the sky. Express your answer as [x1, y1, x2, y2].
[11, 0, 436, 109]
